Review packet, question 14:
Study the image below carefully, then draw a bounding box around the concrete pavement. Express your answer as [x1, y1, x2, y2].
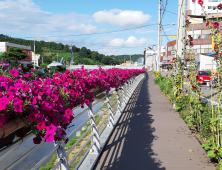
[93, 72, 214, 170]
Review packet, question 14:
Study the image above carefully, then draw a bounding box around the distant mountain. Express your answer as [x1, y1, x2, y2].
[0, 34, 121, 65]
[111, 54, 144, 63]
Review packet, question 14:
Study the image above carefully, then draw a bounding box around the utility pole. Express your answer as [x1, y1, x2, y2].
[34, 37, 35, 69]
[157, 0, 162, 71]
[176, 0, 187, 59]
[130, 54, 131, 65]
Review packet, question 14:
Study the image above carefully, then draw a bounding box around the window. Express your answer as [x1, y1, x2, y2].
[194, 34, 209, 39]
[208, 6, 217, 9]
[199, 71, 210, 76]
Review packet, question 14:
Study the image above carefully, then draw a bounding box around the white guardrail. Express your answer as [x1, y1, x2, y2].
[67, 65, 144, 70]
[2, 73, 145, 170]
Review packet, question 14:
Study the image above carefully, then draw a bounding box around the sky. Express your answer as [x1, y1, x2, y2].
[0, 0, 179, 55]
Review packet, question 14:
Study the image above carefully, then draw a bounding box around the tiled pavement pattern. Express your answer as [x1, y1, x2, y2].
[93, 72, 215, 170]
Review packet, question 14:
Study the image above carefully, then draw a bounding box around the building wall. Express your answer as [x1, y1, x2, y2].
[189, 0, 222, 15]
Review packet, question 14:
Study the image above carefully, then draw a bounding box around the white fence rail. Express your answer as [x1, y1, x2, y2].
[2, 73, 145, 170]
[67, 65, 144, 70]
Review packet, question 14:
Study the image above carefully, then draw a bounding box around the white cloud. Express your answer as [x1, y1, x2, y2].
[67, 24, 97, 34]
[109, 36, 153, 47]
[98, 48, 117, 55]
[93, 9, 151, 26]
[0, 0, 97, 35]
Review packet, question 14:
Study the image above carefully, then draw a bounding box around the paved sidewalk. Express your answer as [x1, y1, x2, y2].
[93, 72, 215, 170]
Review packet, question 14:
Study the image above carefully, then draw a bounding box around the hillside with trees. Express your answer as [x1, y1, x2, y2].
[0, 34, 120, 65]
[111, 54, 144, 63]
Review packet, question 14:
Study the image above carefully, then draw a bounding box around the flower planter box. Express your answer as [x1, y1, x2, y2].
[0, 119, 30, 149]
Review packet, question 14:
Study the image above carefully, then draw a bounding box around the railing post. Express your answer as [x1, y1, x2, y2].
[54, 141, 70, 170]
[88, 102, 100, 154]
[116, 89, 122, 114]
[122, 83, 127, 108]
[106, 90, 115, 128]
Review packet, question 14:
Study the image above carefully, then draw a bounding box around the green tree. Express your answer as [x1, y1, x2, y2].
[40, 63, 47, 69]
[0, 47, 28, 62]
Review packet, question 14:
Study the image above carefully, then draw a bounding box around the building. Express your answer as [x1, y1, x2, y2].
[188, 0, 222, 16]
[32, 52, 40, 66]
[145, 50, 156, 70]
[0, 42, 32, 63]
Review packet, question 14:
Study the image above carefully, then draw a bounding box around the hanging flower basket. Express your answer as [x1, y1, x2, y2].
[0, 119, 30, 149]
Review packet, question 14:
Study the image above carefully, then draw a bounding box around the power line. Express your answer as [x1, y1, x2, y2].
[20, 23, 159, 39]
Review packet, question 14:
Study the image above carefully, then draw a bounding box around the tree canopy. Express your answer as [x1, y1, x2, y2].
[0, 47, 28, 62]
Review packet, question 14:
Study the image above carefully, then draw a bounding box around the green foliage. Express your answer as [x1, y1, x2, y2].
[39, 154, 57, 170]
[0, 34, 121, 65]
[112, 54, 144, 63]
[0, 47, 28, 62]
[40, 63, 47, 69]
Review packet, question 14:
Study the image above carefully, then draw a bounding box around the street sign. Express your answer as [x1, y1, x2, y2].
[170, 36, 177, 38]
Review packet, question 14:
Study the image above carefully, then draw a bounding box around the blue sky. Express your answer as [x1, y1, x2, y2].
[0, 0, 178, 55]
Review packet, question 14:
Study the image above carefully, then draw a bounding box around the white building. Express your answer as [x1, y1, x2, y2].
[32, 52, 40, 66]
[188, 0, 222, 16]
[145, 50, 156, 70]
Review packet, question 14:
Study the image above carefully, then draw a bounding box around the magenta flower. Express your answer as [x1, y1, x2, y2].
[0, 99, 7, 111]
[52, 115, 60, 126]
[9, 68, 19, 77]
[44, 133, 55, 142]
[29, 112, 38, 121]
[46, 124, 57, 134]
[23, 73, 30, 77]
[37, 122, 46, 131]
[0, 114, 6, 126]
[29, 69, 35, 72]
[62, 115, 71, 124]
[17, 66, 23, 72]
[65, 108, 72, 115]
[33, 136, 42, 144]
[30, 97, 37, 105]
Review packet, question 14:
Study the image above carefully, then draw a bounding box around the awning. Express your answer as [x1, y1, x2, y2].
[48, 61, 63, 67]
[208, 50, 222, 56]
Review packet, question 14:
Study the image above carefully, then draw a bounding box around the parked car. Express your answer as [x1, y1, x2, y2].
[196, 71, 211, 84]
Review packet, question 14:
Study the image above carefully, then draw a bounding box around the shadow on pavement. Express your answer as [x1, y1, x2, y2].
[94, 72, 165, 170]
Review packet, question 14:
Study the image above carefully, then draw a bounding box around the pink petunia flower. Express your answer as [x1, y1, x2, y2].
[37, 122, 46, 131]
[65, 108, 72, 115]
[23, 73, 30, 77]
[0, 99, 7, 111]
[29, 112, 38, 121]
[9, 68, 19, 77]
[44, 132, 55, 142]
[62, 115, 71, 124]
[29, 69, 35, 72]
[46, 124, 57, 134]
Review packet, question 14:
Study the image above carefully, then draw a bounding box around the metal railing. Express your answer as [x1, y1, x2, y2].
[2, 73, 145, 170]
[67, 65, 144, 70]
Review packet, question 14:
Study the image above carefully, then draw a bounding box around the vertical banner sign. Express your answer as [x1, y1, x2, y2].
[212, 34, 221, 51]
